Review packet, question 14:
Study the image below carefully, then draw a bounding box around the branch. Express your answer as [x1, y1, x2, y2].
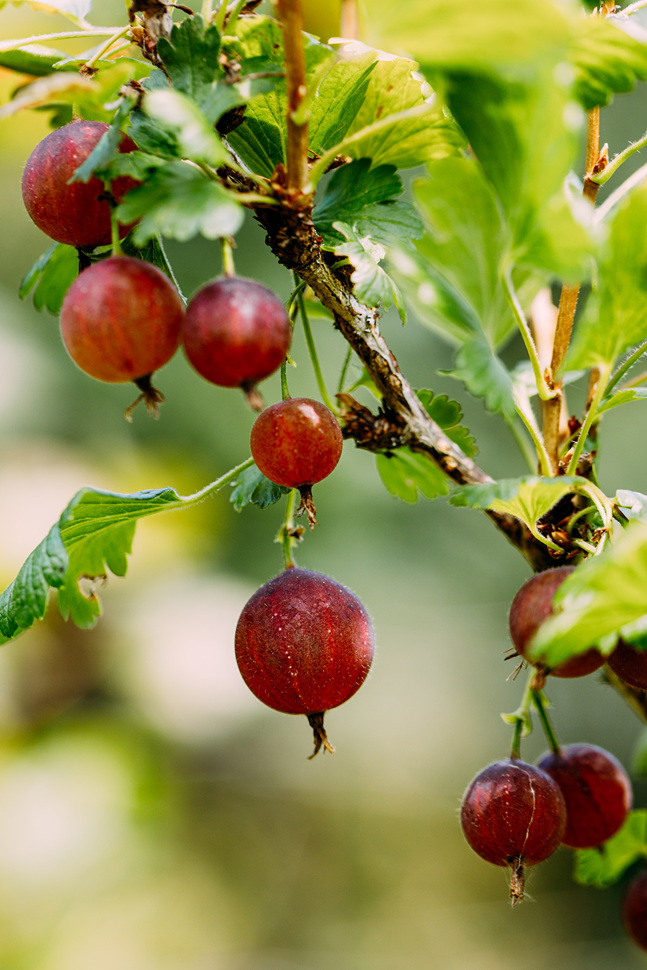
[275, 0, 309, 197]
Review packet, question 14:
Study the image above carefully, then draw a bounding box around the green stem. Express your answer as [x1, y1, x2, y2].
[110, 205, 123, 257]
[0, 29, 117, 53]
[509, 671, 535, 759]
[531, 690, 561, 755]
[214, 1, 228, 31]
[181, 456, 255, 505]
[82, 24, 132, 70]
[588, 130, 647, 186]
[278, 489, 298, 568]
[294, 273, 337, 412]
[337, 346, 353, 393]
[504, 414, 539, 474]
[513, 392, 553, 477]
[604, 340, 647, 397]
[503, 267, 556, 402]
[223, 0, 249, 33]
[566, 364, 611, 475]
[202, 0, 214, 21]
[594, 161, 647, 225]
[220, 237, 236, 277]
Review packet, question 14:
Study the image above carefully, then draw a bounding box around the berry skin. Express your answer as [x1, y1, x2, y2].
[60, 256, 184, 417]
[22, 120, 138, 248]
[607, 638, 647, 690]
[235, 567, 375, 757]
[623, 869, 647, 951]
[250, 397, 343, 527]
[460, 758, 566, 904]
[181, 277, 291, 404]
[509, 567, 604, 678]
[536, 743, 632, 849]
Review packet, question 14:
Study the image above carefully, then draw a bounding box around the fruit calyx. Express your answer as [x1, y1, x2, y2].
[125, 374, 166, 422]
[306, 712, 335, 759]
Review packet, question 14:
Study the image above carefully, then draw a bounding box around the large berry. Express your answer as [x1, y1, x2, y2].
[509, 567, 604, 678]
[235, 567, 374, 757]
[537, 743, 632, 848]
[182, 277, 291, 403]
[250, 397, 343, 527]
[22, 120, 138, 248]
[623, 869, 647, 951]
[460, 758, 566, 903]
[60, 256, 184, 416]
[607, 638, 647, 690]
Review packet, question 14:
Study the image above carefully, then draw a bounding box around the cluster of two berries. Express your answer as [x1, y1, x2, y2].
[23, 119, 374, 756]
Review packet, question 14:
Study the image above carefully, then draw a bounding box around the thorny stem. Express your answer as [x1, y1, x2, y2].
[294, 274, 337, 412]
[531, 689, 561, 754]
[276, 0, 310, 196]
[543, 107, 603, 473]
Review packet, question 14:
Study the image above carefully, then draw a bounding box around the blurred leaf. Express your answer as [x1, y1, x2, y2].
[631, 730, 647, 778]
[324, 222, 405, 320]
[569, 183, 647, 369]
[229, 464, 290, 511]
[574, 811, 647, 888]
[530, 522, 647, 664]
[416, 389, 477, 457]
[0, 45, 67, 75]
[116, 161, 244, 245]
[572, 14, 647, 110]
[442, 338, 517, 420]
[0, 486, 197, 643]
[313, 159, 422, 248]
[308, 53, 377, 154]
[376, 449, 449, 502]
[0, 61, 137, 120]
[69, 95, 137, 184]
[142, 88, 229, 167]
[0, 0, 91, 22]
[19, 243, 78, 314]
[598, 387, 647, 415]
[617, 490, 647, 521]
[365, 0, 570, 76]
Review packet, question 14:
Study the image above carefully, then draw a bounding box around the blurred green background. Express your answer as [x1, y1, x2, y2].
[1, 2, 647, 967]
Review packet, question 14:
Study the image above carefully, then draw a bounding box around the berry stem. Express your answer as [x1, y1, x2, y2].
[223, 0, 249, 33]
[109, 203, 123, 257]
[277, 488, 299, 569]
[294, 272, 337, 413]
[531, 689, 561, 755]
[220, 236, 236, 277]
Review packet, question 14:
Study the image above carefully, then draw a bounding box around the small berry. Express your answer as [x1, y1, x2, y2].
[607, 638, 647, 690]
[537, 743, 632, 848]
[60, 256, 184, 418]
[250, 397, 343, 528]
[509, 567, 604, 679]
[235, 567, 374, 757]
[624, 869, 647, 951]
[460, 758, 566, 904]
[182, 277, 291, 406]
[22, 120, 138, 248]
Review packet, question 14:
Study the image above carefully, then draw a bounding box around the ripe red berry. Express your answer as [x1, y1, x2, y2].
[460, 759, 566, 904]
[22, 119, 138, 248]
[623, 869, 647, 951]
[182, 277, 291, 406]
[235, 567, 374, 757]
[509, 567, 604, 679]
[250, 397, 343, 527]
[536, 743, 632, 849]
[607, 638, 647, 690]
[60, 256, 184, 417]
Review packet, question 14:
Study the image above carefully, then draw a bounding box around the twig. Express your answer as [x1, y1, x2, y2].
[276, 0, 310, 197]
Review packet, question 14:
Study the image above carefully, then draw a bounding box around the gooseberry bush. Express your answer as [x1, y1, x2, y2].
[3, 0, 647, 947]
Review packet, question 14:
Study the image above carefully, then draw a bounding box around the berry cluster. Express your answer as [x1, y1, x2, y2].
[23, 119, 370, 757]
[461, 565, 644, 945]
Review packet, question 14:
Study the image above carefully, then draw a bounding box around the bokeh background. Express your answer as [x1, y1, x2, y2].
[1, 2, 647, 967]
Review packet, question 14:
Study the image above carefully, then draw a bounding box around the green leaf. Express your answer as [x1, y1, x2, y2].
[574, 811, 647, 888]
[0, 61, 139, 122]
[416, 389, 477, 457]
[69, 95, 137, 184]
[450, 475, 590, 541]
[442, 338, 516, 420]
[229, 464, 290, 511]
[571, 14, 647, 110]
[528, 522, 647, 664]
[308, 52, 377, 154]
[569, 183, 647, 369]
[142, 88, 229, 167]
[156, 14, 223, 120]
[313, 159, 422, 249]
[0, 45, 68, 76]
[115, 161, 244, 245]
[324, 222, 405, 320]
[19, 243, 79, 314]
[617, 490, 647, 522]
[598, 387, 647, 415]
[0, 486, 197, 644]
[376, 449, 449, 503]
